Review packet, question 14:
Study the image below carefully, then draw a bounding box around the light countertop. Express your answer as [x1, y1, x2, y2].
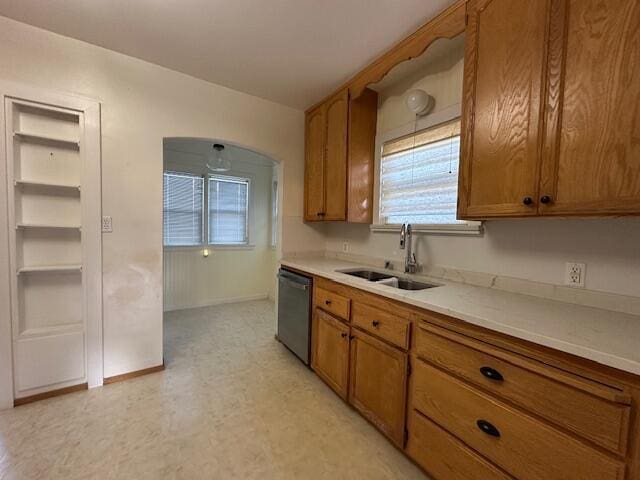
[281, 257, 640, 376]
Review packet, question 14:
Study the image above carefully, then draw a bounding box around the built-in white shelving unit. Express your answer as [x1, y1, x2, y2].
[2, 90, 103, 401]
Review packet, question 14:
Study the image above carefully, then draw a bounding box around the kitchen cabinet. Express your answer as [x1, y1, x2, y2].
[348, 327, 408, 447]
[304, 105, 326, 221]
[459, 0, 640, 218]
[304, 89, 348, 221]
[458, 0, 549, 218]
[538, 0, 640, 215]
[311, 307, 350, 400]
[304, 88, 377, 223]
[296, 271, 640, 480]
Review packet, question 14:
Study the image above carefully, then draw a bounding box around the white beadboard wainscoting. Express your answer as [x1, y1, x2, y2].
[163, 247, 277, 311]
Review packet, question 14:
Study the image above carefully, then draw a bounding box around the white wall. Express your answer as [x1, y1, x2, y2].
[163, 149, 277, 310]
[0, 15, 323, 397]
[325, 37, 640, 298]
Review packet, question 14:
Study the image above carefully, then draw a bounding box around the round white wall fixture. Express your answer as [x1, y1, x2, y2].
[405, 89, 435, 116]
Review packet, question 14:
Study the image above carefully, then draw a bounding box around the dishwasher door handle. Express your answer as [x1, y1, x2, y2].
[277, 274, 309, 291]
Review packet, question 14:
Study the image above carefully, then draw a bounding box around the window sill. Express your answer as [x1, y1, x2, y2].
[209, 244, 255, 250]
[369, 222, 483, 236]
[164, 244, 256, 251]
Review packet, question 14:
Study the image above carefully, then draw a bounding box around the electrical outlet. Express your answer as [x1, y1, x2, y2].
[342, 242, 349, 253]
[565, 262, 585, 288]
[102, 215, 113, 233]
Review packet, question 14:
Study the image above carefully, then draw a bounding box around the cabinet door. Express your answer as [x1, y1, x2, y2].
[347, 88, 378, 223]
[539, 0, 640, 215]
[348, 328, 408, 447]
[304, 105, 326, 221]
[458, 0, 550, 218]
[311, 308, 350, 400]
[323, 90, 349, 221]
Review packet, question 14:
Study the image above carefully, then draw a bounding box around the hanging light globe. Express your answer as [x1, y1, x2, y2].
[206, 143, 231, 172]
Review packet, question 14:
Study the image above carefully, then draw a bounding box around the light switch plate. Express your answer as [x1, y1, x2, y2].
[102, 215, 113, 233]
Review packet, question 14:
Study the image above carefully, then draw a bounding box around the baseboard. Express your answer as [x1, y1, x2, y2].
[163, 293, 270, 312]
[14, 382, 88, 407]
[103, 363, 165, 385]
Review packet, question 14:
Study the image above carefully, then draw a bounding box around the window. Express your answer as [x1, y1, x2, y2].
[208, 175, 249, 245]
[163, 172, 204, 246]
[379, 119, 463, 226]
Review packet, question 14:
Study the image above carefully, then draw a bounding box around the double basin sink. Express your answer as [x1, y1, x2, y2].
[338, 269, 438, 291]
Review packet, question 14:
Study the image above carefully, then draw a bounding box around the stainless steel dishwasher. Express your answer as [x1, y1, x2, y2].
[277, 268, 312, 365]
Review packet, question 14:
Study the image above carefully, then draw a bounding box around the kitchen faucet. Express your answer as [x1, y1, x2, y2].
[399, 223, 419, 274]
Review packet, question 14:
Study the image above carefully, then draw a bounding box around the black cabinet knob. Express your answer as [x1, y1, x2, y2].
[341, 332, 348, 339]
[480, 366, 504, 382]
[476, 420, 501, 438]
[325, 300, 332, 305]
[372, 320, 380, 328]
[522, 196, 533, 206]
[540, 195, 552, 204]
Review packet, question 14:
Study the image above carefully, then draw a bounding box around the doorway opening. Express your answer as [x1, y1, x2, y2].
[161, 137, 282, 364]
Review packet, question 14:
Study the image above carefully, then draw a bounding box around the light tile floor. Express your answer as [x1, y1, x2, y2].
[0, 300, 427, 479]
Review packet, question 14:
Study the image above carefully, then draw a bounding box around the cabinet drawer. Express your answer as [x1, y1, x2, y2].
[407, 410, 513, 480]
[352, 302, 409, 349]
[415, 323, 631, 454]
[314, 287, 350, 321]
[412, 361, 625, 480]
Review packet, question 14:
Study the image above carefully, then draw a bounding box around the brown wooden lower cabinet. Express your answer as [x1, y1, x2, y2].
[311, 308, 350, 400]
[348, 327, 408, 447]
[306, 276, 640, 480]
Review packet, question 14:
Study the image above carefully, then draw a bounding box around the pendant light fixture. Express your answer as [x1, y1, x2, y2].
[206, 143, 231, 172]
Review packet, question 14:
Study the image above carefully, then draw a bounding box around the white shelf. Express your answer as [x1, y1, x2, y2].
[13, 131, 80, 149]
[16, 223, 81, 230]
[15, 180, 81, 192]
[17, 264, 82, 274]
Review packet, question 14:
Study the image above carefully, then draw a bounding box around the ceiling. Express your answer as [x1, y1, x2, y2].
[164, 138, 276, 168]
[0, 0, 458, 109]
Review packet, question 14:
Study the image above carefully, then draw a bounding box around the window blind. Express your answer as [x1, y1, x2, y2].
[380, 119, 463, 225]
[208, 175, 249, 245]
[163, 172, 204, 246]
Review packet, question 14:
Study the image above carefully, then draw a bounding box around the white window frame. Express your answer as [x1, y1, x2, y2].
[162, 169, 254, 250]
[163, 171, 205, 247]
[372, 103, 482, 236]
[207, 174, 251, 247]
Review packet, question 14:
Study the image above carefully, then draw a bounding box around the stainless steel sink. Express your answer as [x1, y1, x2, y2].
[341, 270, 394, 281]
[392, 278, 438, 290]
[339, 269, 438, 291]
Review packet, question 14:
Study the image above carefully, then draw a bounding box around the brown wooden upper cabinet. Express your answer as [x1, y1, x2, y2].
[458, 0, 640, 218]
[304, 88, 378, 223]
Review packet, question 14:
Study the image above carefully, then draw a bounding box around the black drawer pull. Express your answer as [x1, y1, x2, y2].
[477, 420, 501, 438]
[341, 332, 348, 339]
[325, 300, 332, 305]
[372, 320, 380, 328]
[480, 366, 504, 382]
